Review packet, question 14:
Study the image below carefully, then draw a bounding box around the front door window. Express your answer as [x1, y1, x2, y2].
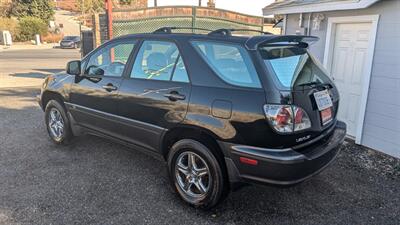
[85, 41, 136, 77]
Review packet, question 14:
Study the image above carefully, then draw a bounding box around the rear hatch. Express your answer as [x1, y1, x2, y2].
[257, 37, 339, 147]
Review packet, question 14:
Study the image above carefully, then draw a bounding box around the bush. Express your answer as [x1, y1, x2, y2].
[0, 17, 19, 40]
[41, 33, 63, 43]
[17, 16, 48, 41]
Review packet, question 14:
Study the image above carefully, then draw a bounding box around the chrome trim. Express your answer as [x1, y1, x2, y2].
[64, 102, 166, 133]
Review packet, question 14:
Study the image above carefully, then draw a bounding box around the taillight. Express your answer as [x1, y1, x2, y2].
[264, 104, 311, 133]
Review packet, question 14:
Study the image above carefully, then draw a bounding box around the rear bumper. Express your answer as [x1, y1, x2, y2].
[219, 121, 346, 186]
[60, 42, 76, 48]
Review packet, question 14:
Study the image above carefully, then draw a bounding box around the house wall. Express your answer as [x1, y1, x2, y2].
[284, 0, 400, 158]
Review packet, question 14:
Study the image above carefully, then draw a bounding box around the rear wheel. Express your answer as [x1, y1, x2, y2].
[168, 139, 227, 209]
[45, 100, 73, 144]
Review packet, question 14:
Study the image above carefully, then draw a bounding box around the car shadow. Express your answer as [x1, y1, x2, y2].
[9, 69, 64, 79]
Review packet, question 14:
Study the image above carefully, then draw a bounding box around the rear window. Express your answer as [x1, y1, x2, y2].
[259, 46, 331, 89]
[191, 41, 261, 88]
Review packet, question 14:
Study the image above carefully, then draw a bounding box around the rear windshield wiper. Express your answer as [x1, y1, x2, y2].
[296, 82, 322, 87]
[294, 82, 332, 90]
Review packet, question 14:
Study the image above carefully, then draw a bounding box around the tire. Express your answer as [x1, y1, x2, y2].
[167, 139, 227, 209]
[44, 100, 73, 145]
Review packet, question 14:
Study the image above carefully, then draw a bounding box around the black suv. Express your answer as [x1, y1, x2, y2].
[38, 28, 346, 208]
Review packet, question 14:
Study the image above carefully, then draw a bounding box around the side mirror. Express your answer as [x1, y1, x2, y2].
[66, 60, 81, 75]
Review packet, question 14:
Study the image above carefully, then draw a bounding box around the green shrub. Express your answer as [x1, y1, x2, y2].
[17, 16, 48, 41]
[0, 17, 19, 40]
[10, 0, 55, 23]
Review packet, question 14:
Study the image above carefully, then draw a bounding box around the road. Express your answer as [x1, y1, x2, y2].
[0, 48, 80, 87]
[54, 10, 81, 36]
[0, 49, 399, 225]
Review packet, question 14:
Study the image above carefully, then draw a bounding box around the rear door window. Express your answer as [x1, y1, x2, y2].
[191, 41, 261, 88]
[131, 41, 189, 82]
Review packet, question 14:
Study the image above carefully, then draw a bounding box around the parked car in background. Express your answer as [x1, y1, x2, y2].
[60, 36, 81, 49]
[38, 27, 346, 209]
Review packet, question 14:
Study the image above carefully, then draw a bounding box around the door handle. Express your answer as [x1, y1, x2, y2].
[163, 92, 186, 101]
[102, 84, 118, 92]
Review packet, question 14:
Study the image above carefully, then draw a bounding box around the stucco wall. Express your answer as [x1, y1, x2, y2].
[284, 0, 400, 158]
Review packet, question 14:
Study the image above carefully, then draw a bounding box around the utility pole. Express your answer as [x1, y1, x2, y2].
[198, 0, 202, 6]
[154, 0, 157, 7]
[106, 0, 113, 39]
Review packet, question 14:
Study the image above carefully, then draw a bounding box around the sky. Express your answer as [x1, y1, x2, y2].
[147, 0, 275, 16]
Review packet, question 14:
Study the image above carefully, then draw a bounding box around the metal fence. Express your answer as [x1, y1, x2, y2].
[95, 6, 264, 44]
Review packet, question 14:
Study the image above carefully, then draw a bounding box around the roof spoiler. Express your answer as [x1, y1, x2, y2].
[245, 35, 319, 50]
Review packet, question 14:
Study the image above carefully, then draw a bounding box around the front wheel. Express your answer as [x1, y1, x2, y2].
[45, 100, 73, 144]
[168, 139, 227, 209]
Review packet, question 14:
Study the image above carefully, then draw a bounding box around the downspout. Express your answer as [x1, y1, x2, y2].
[283, 14, 287, 35]
[307, 13, 312, 36]
[299, 13, 303, 28]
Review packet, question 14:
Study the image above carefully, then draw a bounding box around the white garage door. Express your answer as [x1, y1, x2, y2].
[330, 22, 372, 137]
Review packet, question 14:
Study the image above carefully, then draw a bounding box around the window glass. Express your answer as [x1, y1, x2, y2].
[191, 41, 261, 88]
[85, 41, 135, 77]
[172, 56, 189, 82]
[131, 41, 178, 81]
[259, 46, 331, 89]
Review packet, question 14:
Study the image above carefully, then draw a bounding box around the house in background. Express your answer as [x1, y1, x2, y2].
[263, 0, 399, 158]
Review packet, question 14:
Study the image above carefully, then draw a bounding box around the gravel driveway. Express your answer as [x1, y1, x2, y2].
[0, 86, 399, 225]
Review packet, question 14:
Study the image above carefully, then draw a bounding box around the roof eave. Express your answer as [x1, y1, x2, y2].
[263, 0, 380, 15]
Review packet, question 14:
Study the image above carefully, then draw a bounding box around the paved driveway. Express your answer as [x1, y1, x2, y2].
[0, 49, 399, 225]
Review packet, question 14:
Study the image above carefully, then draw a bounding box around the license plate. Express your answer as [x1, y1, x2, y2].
[320, 107, 333, 125]
[313, 90, 333, 111]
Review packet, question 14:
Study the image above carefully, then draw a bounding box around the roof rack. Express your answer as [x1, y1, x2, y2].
[208, 28, 273, 36]
[153, 27, 213, 34]
[153, 27, 274, 36]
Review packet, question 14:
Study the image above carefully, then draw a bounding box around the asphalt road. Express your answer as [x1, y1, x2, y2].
[0, 48, 80, 76]
[0, 49, 399, 225]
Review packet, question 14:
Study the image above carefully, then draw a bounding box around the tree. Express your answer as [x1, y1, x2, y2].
[77, 0, 104, 15]
[0, 1, 12, 17]
[10, 0, 55, 23]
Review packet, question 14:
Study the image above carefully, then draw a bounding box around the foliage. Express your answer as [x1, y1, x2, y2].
[16, 16, 48, 41]
[119, 0, 133, 5]
[41, 33, 63, 43]
[0, 17, 19, 40]
[0, 2, 12, 17]
[77, 0, 104, 15]
[10, 0, 55, 23]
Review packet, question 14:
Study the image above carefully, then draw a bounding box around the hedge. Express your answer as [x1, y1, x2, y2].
[17, 16, 48, 41]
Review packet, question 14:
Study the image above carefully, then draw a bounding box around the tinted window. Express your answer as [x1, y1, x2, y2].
[172, 56, 189, 82]
[259, 46, 331, 89]
[191, 41, 261, 88]
[85, 41, 135, 77]
[131, 41, 189, 82]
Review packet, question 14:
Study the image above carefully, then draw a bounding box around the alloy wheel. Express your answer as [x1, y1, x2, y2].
[48, 108, 64, 141]
[175, 151, 212, 199]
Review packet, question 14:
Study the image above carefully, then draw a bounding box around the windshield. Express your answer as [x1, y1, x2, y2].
[63, 36, 77, 41]
[259, 46, 331, 90]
